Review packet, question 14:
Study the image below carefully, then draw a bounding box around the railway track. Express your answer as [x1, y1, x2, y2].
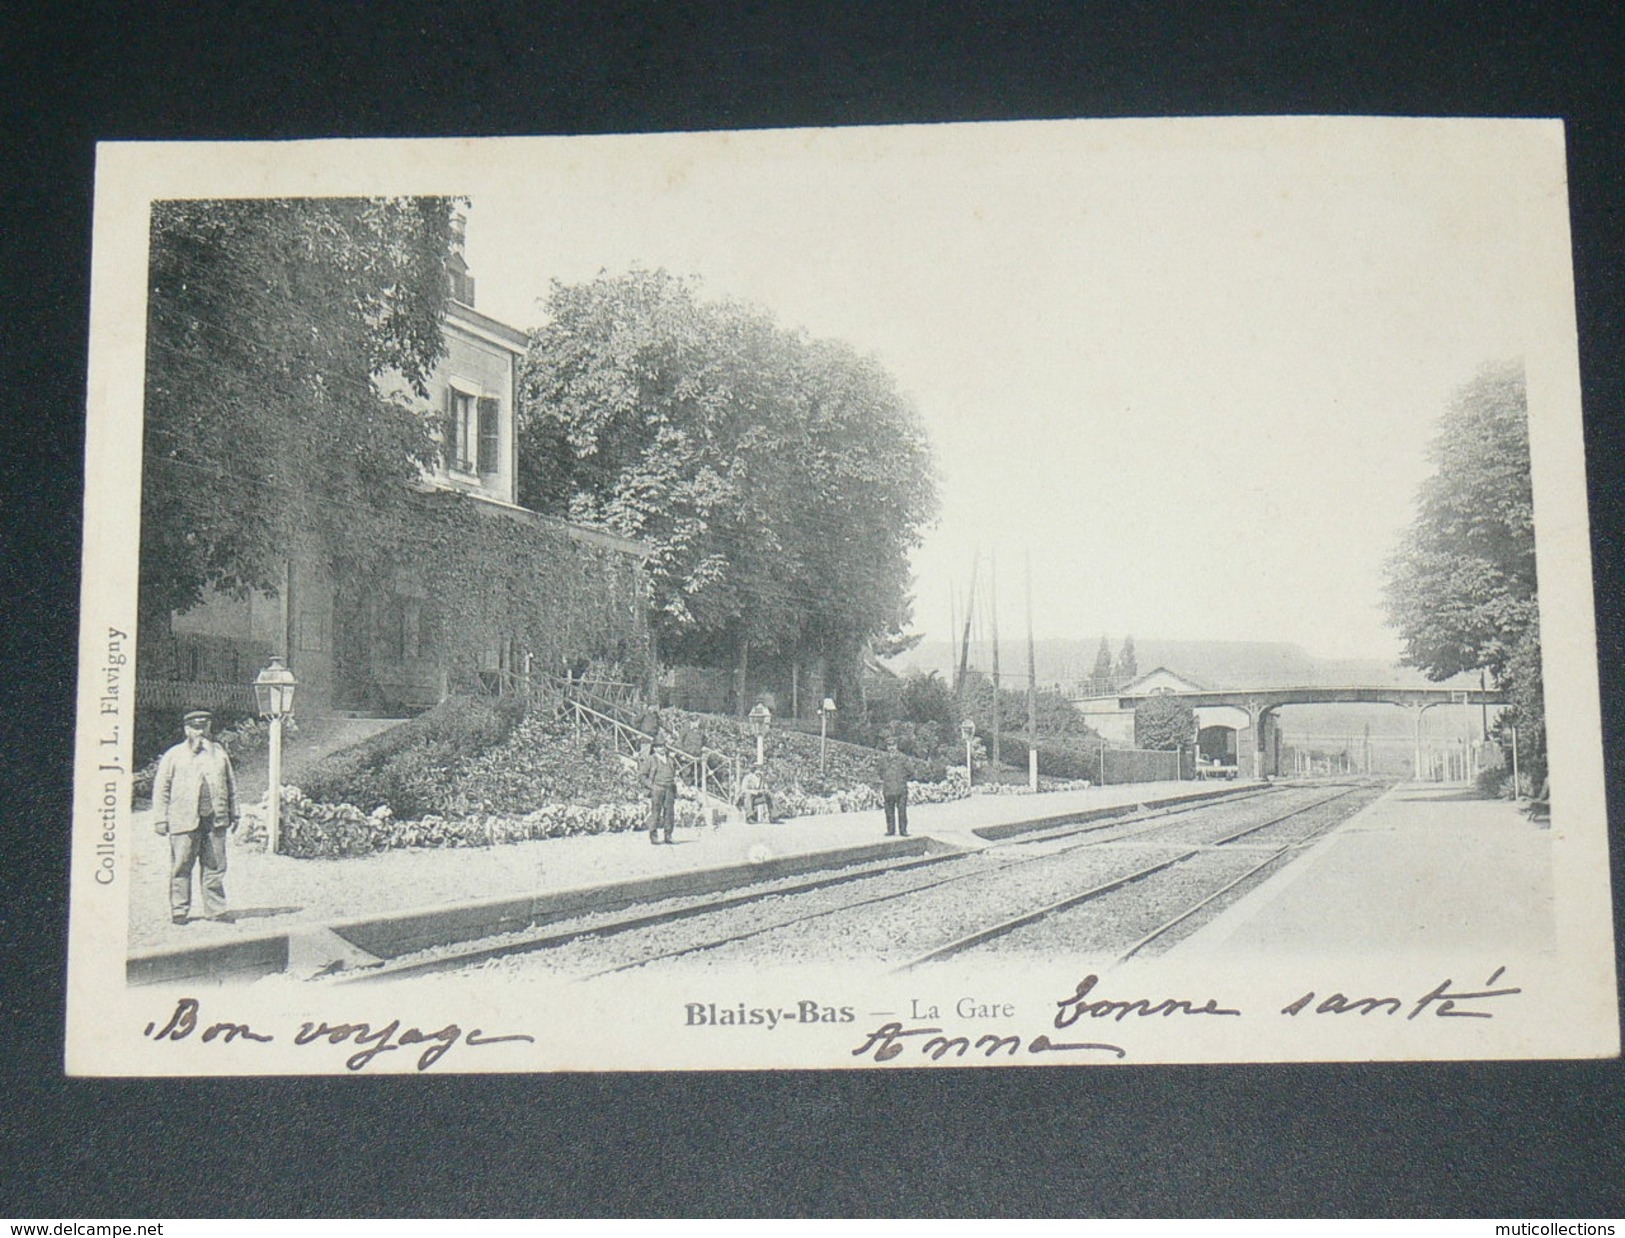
[329, 780, 1388, 984]
[895, 781, 1376, 970]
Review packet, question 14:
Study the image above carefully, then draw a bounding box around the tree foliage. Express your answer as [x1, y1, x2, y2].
[518, 269, 939, 694]
[1134, 692, 1196, 751]
[857, 670, 960, 761]
[142, 197, 464, 620]
[960, 669, 1096, 740]
[1114, 634, 1138, 683]
[1090, 635, 1115, 684]
[952, 669, 1106, 780]
[1384, 362, 1543, 777]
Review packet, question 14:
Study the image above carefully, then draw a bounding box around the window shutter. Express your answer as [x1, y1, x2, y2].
[477, 398, 500, 474]
[444, 389, 460, 471]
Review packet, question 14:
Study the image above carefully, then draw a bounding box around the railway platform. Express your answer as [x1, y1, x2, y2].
[125, 778, 1253, 980]
[1171, 782, 1555, 958]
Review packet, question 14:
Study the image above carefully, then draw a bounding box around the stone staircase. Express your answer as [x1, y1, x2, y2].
[559, 679, 745, 822]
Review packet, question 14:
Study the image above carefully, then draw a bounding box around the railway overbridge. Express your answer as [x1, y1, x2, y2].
[1111, 684, 1508, 779]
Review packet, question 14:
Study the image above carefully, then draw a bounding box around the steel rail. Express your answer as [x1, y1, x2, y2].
[566, 789, 1325, 979]
[892, 784, 1370, 971]
[579, 786, 1358, 979]
[331, 784, 1358, 985]
[1112, 802, 1362, 964]
[330, 851, 953, 985]
[1001, 785, 1278, 849]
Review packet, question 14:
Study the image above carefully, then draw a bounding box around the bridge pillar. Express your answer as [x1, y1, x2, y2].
[1238, 700, 1264, 779]
[1409, 704, 1424, 782]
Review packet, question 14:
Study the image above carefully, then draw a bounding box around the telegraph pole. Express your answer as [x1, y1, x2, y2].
[990, 550, 1001, 770]
[1026, 550, 1039, 791]
[956, 549, 979, 704]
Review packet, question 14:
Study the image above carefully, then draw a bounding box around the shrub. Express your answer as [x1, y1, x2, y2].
[134, 703, 257, 768]
[1474, 764, 1533, 801]
[1475, 764, 1509, 800]
[449, 714, 644, 811]
[991, 733, 1105, 782]
[296, 694, 525, 818]
[266, 785, 705, 859]
[1134, 694, 1197, 751]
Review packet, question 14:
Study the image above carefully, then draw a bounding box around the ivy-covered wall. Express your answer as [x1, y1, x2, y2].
[142, 489, 649, 721]
[318, 489, 648, 713]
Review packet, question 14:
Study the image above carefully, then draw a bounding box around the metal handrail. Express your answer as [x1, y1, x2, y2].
[563, 696, 742, 809]
[556, 675, 641, 709]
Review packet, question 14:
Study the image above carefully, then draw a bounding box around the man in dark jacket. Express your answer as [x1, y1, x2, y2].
[643, 738, 678, 844]
[152, 709, 240, 924]
[880, 738, 910, 837]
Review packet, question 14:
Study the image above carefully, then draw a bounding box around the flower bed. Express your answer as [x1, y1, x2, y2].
[254, 767, 1099, 860]
[257, 784, 707, 859]
[444, 714, 644, 811]
[295, 695, 523, 819]
[228, 695, 1102, 859]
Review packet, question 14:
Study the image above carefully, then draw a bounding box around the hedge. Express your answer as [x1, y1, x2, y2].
[253, 770, 1097, 859]
[295, 694, 525, 818]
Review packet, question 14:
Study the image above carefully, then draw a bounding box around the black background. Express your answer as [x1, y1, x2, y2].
[3, 1, 1622, 1218]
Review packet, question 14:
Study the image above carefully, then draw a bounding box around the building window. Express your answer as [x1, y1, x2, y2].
[448, 265, 476, 305]
[445, 388, 500, 478]
[477, 397, 500, 475]
[446, 389, 476, 474]
[380, 597, 423, 662]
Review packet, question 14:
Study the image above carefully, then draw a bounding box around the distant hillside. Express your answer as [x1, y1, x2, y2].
[885, 638, 1476, 693]
[884, 638, 1494, 742]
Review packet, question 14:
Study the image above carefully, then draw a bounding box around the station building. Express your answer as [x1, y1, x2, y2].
[136, 262, 647, 726]
[1069, 666, 1254, 768]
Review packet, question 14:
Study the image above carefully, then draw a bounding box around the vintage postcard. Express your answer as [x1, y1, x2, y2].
[68, 119, 1617, 1075]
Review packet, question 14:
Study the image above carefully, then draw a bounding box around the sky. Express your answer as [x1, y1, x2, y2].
[455, 119, 1556, 662]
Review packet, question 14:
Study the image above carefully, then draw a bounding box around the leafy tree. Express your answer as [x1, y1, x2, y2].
[141, 197, 462, 623]
[518, 269, 938, 703]
[859, 669, 959, 759]
[900, 670, 960, 738]
[1090, 635, 1115, 685]
[1383, 363, 1543, 777]
[960, 669, 1095, 739]
[1134, 692, 1196, 751]
[955, 669, 1107, 779]
[1114, 634, 1138, 683]
[1502, 618, 1545, 784]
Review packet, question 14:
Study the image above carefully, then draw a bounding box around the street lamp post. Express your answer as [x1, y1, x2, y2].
[819, 697, 837, 775]
[960, 718, 976, 786]
[748, 702, 772, 768]
[253, 656, 299, 855]
[1510, 725, 1521, 798]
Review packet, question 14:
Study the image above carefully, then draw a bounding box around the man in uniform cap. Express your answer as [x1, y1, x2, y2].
[643, 737, 678, 844]
[880, 737, 910, 837]
[152, 709, 240, 924]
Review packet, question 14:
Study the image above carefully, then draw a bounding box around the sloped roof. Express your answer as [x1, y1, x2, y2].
[1121, 665, 1209, 694]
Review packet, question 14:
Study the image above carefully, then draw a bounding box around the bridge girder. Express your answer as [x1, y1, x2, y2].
[1114, 686, 1507, 713]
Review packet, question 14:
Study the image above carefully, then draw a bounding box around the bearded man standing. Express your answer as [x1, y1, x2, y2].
[152, 709, 240, 924]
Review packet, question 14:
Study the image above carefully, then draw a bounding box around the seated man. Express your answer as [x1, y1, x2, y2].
[1525, 774, 1550, 821]
[737, 765, 775, 823]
